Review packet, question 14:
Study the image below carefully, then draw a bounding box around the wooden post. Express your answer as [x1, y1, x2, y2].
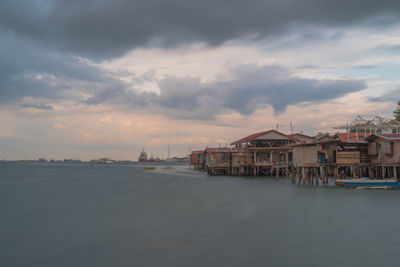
[320, 166, 324, 185]
[394, 166, 398, 179]
[292, 167, 296, 183]
[297, 168, 301, 184]
[311, 168, 314, 185]
[276, 167, 279, 180]
[325, 167, 329, 184]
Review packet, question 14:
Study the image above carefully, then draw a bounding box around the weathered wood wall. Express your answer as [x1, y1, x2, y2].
[336, 151, 360, 165]
[369, 138, 400, 164]
[293, 146, 318, 166]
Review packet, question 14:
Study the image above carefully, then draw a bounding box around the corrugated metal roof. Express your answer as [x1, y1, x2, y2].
[289, 133, 314, 139]
[367, 134, 400, 141]
[292, 139, 340, 147]
[231, 130, 300, 145]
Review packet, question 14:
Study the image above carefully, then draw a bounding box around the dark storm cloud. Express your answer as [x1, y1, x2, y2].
[1, 0, 400, 59]
[0, 31, 135, 104]
[20, 104, 53, 110]
[157, 64, 366, 118]
[83, 64, 366, 119]
[213, 65, 365, 115]
[369, 87, 400, 102]
[0, 29, 366, 119]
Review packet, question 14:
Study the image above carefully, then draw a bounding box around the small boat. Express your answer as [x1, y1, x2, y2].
[335, 177, 400, 188]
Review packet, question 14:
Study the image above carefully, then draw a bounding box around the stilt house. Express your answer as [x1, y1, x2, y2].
[292, 138, 370, 183]
[230, 130, 299, 176]
[190, 150, 205, 170]
[204, 148, 231, 175]
[367, 134, 400, 179]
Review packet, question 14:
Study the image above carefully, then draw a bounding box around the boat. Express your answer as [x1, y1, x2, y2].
[335, 177, 400, 188]
[138, 149, 164, 162]
[138, 149, 148, 162]
[97, 157, 115, 164]
[147, 155, 162, 162]
[143, 167, 156, 170]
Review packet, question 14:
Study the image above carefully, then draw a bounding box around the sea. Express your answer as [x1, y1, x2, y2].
[1, 161, 400, 267]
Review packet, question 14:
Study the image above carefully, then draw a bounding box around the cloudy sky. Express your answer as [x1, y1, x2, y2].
[1, 0, 400, 160]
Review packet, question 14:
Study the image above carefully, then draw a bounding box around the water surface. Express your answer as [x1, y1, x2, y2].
[1, 162, 399, 266]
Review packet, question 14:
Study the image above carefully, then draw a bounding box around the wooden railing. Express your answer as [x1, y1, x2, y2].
[336, 151, 371, 164]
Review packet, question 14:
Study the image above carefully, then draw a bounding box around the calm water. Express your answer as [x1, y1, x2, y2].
[1, 162, 400, 267]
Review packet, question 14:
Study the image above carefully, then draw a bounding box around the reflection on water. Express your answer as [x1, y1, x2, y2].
[1, 162, 399, 267]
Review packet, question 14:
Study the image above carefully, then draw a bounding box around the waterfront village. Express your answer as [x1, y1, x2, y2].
[189, 115, 400, 187]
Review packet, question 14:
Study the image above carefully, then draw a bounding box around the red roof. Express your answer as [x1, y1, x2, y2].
[231, 130, 300, 145]
[335, 132, 371, 139]
[334, 132, 374, 142]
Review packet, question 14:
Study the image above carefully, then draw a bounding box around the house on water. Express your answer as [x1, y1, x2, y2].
[292, 139, 339, 184]
[367, 134, 400, 179]
[230, 130, 299, 177]
[204, 147, 231, 175]
[292, 135, 370, 184]
[189, 150, 206, 170]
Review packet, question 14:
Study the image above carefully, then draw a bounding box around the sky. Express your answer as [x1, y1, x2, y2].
[1, 0, 400, 160]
